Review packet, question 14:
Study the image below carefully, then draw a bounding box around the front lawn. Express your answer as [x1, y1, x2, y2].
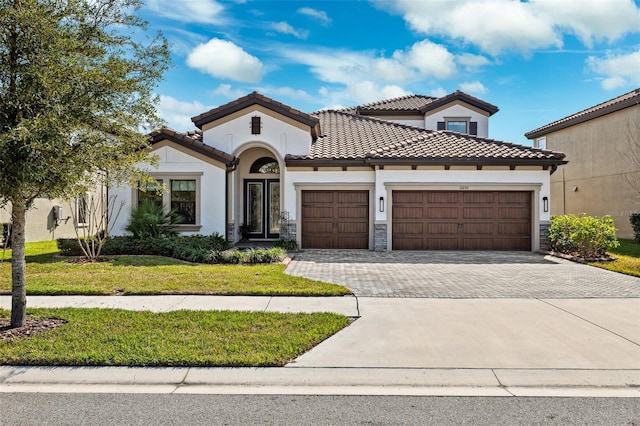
[0, 241, 350, 296]
[0, 308, 350, 366]
[589, 239, 640, 278]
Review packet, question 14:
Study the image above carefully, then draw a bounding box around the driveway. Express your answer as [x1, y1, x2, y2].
[285, 250, 640, 298]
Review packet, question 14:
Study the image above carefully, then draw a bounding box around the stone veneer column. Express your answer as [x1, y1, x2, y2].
[539, 222, 551, 251]
[374, 224, 387, 251]
[226, 223, 234, 242]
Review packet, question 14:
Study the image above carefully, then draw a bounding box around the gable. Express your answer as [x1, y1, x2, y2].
[150, 140, 229, 170]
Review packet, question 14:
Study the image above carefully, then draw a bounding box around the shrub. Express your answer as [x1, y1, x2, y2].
[631, 214, 640, 243]
[549, 214, 619, 258]
[125, 201, 180, 239]
[273, 238, 299, 251]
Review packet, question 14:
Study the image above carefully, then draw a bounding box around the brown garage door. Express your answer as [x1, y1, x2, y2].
[301, 190, 369, 249]
[392, 191, 531, 251]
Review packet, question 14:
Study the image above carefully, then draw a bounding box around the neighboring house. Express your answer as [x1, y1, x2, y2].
[0, 189, 105, 244]
[110, 90, 566, 251]
[525, 88, 640, 239]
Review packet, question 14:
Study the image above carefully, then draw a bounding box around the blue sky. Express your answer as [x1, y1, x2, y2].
[139, 0, 640, 146]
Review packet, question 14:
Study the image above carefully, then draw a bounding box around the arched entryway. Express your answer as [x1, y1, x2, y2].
[235, 146, 281, 240]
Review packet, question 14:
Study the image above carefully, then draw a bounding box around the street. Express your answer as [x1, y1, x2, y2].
[1, 393, 638, 425]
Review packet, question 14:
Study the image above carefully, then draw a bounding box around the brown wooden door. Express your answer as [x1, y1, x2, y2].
[392, 191, 531, 250]
[301, 190, 369, 249]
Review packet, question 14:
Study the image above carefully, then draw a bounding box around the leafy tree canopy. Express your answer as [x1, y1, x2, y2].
[0, 0, 170, 206]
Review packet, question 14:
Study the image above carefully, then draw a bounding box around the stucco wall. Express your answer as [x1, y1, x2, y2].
[547, 106, 640, 239]
[201, 107, 312, 158]
[110, 144, 228, 237]
[423, 103, 490, 137]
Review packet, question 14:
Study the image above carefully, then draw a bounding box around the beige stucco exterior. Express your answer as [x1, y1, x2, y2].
[541, 105, 640, 239]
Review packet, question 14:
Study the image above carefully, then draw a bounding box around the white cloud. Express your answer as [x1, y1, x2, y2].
[456, 53, 492, 71]
[386, 0, 640, 55]
[211, 84, 245, 99]
[587, 50, 640, 90]
[429, 88, 448, 98]
[459, 81, 488, 95]
[297, 7, 332, 26]
[348, 81, 411, 104]
[146, 0, 224, 24]
[271, 22, 309, 40]
[280, 40, 460, 86]
[263, 87, 314, 102]
[158, 95, 209, 130]
[187, 39, 263, 83]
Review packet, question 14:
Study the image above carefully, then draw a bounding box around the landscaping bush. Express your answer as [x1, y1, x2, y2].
[57, 235, 286, 264]
[273, 238, 299, 251]
[125, 200, 180, 239]
[549, 214, 619, 258]
[631, 214, 640, 243]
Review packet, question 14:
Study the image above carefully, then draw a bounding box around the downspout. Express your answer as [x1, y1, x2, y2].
[226, 159, 239, 243]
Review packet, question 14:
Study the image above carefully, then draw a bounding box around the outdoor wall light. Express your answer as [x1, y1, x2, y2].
[542, 196, 549, 212]
[379, 196, 385, 212]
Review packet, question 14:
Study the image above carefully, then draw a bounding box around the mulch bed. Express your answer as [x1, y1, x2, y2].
[549, 251, 615, 263]
[0, 317, 67, 342]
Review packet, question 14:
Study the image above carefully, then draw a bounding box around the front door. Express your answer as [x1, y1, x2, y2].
[244, 179, 280, 239]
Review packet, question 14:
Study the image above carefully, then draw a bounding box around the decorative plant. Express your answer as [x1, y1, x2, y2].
[631, 214, 640, 243]
[125, 200, 180, 239]
[549, 213, 619, 258]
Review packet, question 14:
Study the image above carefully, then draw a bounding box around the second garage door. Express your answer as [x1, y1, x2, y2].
[392, 190, 532, 251]
[301, 190, 369, 249]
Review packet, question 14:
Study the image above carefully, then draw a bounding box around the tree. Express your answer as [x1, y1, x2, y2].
[0, 0, 170, 327]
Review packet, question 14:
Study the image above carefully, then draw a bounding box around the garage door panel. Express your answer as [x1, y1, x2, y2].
[302, 190, 369, 249]
[499, 207, 530, 219]
[427, 223, 457, 234]
[394, 191, 423, 204]
[302, 206, 334, 218]
[393, 206, 423, 219]
[337, 206, 368, 219]
[462, 223, 495, 235]
[463, 192, 494, 203]
[427, 192, 458, 204]
[462, 207, 494, 219]
[303, 191, 334, 204]
[392, 190, 531, 251]
[427, 207, 458, 219]
[393, 222, 424, 235]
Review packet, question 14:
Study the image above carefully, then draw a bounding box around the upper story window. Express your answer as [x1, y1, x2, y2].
[437, 119, 478, 135]
[536, 137, 547, 149]
[446, 121, 468, 133]
[250, 157, 280, 174]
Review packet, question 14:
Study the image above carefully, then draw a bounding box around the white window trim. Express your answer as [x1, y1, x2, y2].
[444, 117, 471, 134]
[132, 172, 204, 231]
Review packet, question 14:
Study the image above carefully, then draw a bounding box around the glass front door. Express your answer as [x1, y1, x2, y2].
[245, 179, 280, 239]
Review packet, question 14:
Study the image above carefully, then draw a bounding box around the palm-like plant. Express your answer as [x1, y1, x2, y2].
[125, 200, 180, 239]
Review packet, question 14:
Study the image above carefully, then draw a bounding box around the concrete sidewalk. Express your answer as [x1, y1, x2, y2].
[1, 295, 639, 397]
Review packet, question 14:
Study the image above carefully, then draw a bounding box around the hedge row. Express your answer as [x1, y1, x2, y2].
[57, 235, 287, 264]
[549, 214, 619, 258]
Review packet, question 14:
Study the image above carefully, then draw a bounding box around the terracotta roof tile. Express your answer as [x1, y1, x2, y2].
[286, 111, 565, 165]
[355, 94, 437, 113]
[150, 128, 236, 167]
[525, 88, 640, 138]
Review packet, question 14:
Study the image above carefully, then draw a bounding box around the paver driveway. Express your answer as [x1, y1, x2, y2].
[285, 250, 640, 298]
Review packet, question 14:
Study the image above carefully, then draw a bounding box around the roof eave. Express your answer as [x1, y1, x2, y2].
[525, 94, 640, 139]
[149, 130, 236, 167]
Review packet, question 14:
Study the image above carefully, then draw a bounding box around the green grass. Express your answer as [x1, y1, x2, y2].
[589, 239, 640, 278]
[0, 241, 350, 296]
[0, 308, 350, 366]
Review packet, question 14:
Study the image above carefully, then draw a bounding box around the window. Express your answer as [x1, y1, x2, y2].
[446, 121, 468, 133]
[137, 179, 164, 209]
[77, 195, 88, 225]
[133, 174, 202, 229]
[536, 137, 547, 149]
[251, 116, 261, 134]
[250, 157, 280, 174]
[171, 180, 196, 224]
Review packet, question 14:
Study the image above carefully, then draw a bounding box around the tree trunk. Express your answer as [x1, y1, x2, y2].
[10, 201, 27, 328]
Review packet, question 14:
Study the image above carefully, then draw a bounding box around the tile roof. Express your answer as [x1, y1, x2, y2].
[355, 94, 437, 113]
[525, 88, 640, 139]
[286, 110, 565, 166]
[150, 128, 237, 167]
[352, 90, 499, 116]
